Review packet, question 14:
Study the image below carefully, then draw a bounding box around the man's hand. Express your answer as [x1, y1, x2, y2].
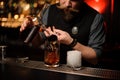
[44, 27, 73, 45]
[20, 16, 34, 32]
[54, 29, 73, 45]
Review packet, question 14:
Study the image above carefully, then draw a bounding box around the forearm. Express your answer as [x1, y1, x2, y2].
[72, 42, 98, 64]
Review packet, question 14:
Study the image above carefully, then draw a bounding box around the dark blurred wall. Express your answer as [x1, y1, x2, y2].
[100, 0, 120, 71]
[108, 0, 120, 45]
[107, 0, 120, 47]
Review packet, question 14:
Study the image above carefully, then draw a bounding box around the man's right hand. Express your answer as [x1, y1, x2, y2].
[20, 16, 34, 32]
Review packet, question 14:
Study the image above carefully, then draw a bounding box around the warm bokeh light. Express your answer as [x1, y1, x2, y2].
[111, 0, 114, 14]
[14, 14, 19, 20]
[84, 0, 109, 14]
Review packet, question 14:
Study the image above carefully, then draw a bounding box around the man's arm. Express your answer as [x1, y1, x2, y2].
[73, 14, 106, 64]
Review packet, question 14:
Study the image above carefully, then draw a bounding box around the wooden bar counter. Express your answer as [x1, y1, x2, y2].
[0, 58, 120, 80]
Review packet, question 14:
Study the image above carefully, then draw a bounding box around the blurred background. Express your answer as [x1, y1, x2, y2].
[0, 0, 120, 70]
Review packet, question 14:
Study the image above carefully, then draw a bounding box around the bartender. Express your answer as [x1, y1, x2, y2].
[20, 0, 105, 66]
